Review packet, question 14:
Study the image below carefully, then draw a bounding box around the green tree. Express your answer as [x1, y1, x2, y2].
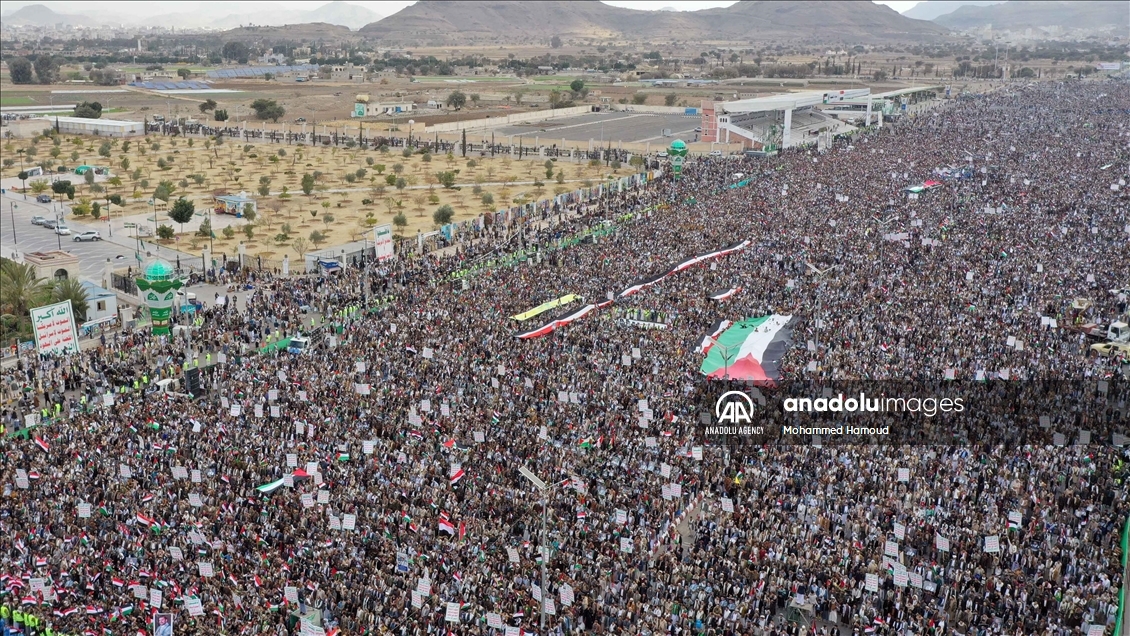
[8, 57, 33, 84]
[199, 99, 218, 113]
[301, 173, 316, 196]
[632, 93, 647, 105]
[49, 277, 89, 322]
[169, 197, 195, 233]
[393, 212, 408, 237]
[33, 55, 60, 84]
[551, 35, 563, 48]
[481, 192, 494, 208]
[157, 224, 175, 240]
[177, 68, 192, 79]
[249, 99, 285, 122]
[30, 180, 50, 195]
[222, 226, 236, 239]
[213, 109, 229, 122]
[665, 93, 677, 107]
[309, 230, 326, 248]
[73, 101, 103, 119]
[446, 91, 467, 109]
[395, 177, 407, 193]
[433, 204, 454, 226]
[221, 41, 250, 64]
[436, 171, 457, 189]
[570, 79, 584, 93]
[242, 224, 254, 240]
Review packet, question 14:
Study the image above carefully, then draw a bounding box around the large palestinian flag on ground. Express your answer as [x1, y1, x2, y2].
[699, 315, 795, 384]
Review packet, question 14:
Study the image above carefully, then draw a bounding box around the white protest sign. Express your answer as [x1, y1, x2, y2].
[865, 573, 879, 592]
[78, 503, 92, 518]
[198, 562, 214, 577]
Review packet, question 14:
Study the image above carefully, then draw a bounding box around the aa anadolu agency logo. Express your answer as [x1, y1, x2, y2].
[715, 390, 756, 424]
[706, 390, 766, 438]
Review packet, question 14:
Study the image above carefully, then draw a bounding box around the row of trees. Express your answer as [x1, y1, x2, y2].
[7, 55, 62, 85]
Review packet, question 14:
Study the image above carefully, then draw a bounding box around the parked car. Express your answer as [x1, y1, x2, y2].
[694, 127, 702, 132]
[657, 151, 668, 158]
[709, 149, 723, 157]
[73, 230, 102, 242]
[30, 216, 47, 225]
[54, 224, 72, 235]
[42, 219, 58, 230]
[36, 194, 52, 203]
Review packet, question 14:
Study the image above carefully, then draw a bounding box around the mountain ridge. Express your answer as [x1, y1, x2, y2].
[358, 0, 951, 44]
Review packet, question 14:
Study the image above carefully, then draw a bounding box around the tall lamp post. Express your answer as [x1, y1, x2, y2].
[407, 119, 415, 149]
[9, 202, 17, 244]
[519, 466, 549, 633]
[806, 263, 840, 361]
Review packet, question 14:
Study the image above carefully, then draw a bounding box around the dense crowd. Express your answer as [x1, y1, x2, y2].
[3, 79, 1130, 636]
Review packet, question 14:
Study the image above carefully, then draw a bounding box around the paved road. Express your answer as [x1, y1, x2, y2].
[496, 112, 699, 144]
[0, 183, 198, 281]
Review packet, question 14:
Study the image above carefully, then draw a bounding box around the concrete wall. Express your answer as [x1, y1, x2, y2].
[424, 105, 593, 134]
[610, 105, 692, 115]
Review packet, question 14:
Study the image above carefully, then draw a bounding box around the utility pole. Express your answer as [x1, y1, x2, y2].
[519, 467, 549, 634]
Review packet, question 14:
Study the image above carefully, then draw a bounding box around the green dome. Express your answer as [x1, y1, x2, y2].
[670, 139, 687, 150]
[144, 259, 174, 281]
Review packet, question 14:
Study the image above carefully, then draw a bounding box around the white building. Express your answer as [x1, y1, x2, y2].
[80, 281, 119, 327]
[38, 116, 144, 138]
[352, 102, 415, 117]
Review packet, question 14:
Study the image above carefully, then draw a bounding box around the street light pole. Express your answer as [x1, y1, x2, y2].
[806, 263, 840, 363]
[519, 466, 549, 633]
[9, 202, 17, 244]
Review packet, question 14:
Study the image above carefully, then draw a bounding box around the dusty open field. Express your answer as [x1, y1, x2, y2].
[1, 132, 632, 261]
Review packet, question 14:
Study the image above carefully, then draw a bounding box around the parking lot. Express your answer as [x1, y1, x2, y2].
[495, 111, 701, 145]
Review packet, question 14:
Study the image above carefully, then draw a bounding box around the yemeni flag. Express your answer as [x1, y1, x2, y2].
[708, 287, 741, 302]
[699, 315, 795, 384]
[450, 468, 465, 485]
[135, 512, 157, 527]
[34, 437, 50, 453]
[438, 519, 456, 535]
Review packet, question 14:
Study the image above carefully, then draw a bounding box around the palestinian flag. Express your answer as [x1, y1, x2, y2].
[255, 478, 286, 494]
[458, 522, 466, 540]
[699, 315, 795, 384]
[699, 320, 732, 353]
[450, 469, 465, 485]
[34, 437, 50, 453]
[335, 453, 350, 462]
[578, 438, 594, 449]
[709, 287, 742, 302]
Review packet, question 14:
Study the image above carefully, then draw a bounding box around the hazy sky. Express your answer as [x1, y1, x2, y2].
[4, 0, 923, 19]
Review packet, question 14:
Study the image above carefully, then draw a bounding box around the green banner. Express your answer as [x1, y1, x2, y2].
[1116, 513, 1129, 636]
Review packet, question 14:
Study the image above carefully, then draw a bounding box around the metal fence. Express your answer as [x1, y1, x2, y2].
[110, 272, 137, 295]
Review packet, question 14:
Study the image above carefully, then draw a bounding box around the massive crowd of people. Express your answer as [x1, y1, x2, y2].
[3, 79, 1130, 636]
